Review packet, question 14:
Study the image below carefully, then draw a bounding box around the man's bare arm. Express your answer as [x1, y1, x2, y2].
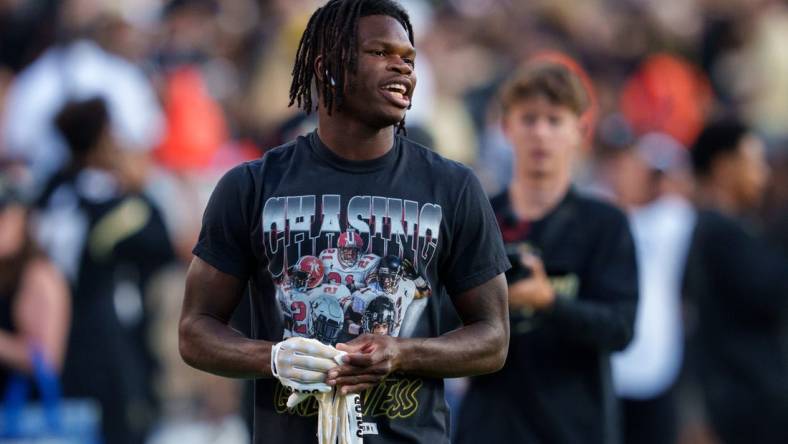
[328, 273, 509, 393]
[399, 273, 510, 376]
[179, 256, 273, 378]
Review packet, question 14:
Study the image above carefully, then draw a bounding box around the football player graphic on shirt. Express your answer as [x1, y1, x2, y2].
[339, 286, 380, 340]
[372, 255, 417, 336]
[337, 255, 432, 339]
[338, 286, 396, 338]
[320, 230, 380, 292]
[278, 255, 350, 343]
[308, 293, 345, 345]
[401, 257, 433, 299]
[362, 296, 396, 336]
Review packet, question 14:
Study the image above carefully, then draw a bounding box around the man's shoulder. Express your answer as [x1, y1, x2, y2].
[571, 188, 628, 225]
[262, 137, 302, 160]
[695, 207, 746, 239]
[399, 136, 475, 181]
[220, 137, 304, 184]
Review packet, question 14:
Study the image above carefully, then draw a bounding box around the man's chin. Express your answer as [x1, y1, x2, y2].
[366, 104, 407, 127]
[379, 110, 407, 128]
[331, 102, 405, 129]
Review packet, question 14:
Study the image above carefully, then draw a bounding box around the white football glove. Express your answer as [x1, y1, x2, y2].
[271, 337, 364, 443]
[337, 392, 364, 444]
[270, 337, 345, 408]
[316, 390, 364, 444]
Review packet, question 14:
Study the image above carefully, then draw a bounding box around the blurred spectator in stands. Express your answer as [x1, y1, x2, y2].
[0, 172, 70, 394]
[610, 133, 695, 444]
[619, 54, 712, 149]
[0, 0, 163, 197]
[757, 146, 788, 260]
[35, 97, 174, 444]
[683, 118, 788, 444]
[0, 0, 57, 75]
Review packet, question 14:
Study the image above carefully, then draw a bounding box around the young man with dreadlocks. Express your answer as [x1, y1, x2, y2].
[178, 1, 510, 443]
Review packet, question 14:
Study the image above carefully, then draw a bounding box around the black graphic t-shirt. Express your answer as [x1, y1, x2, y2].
[193, 131, 509, 444]
[458, 188, 638, 444]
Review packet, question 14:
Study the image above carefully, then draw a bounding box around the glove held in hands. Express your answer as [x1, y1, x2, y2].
[270, 337, 363, 443]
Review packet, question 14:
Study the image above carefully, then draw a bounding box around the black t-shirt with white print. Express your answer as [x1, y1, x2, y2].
[193, 130, 509, 444]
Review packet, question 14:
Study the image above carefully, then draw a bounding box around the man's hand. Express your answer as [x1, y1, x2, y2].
[271, 337, 345, 407]
[509, 254, 555, 311]
[327, 334, 402, 394]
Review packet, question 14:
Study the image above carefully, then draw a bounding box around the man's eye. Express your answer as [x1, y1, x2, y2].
[403, 58, 415, 66]
[373, 50, 385, 57]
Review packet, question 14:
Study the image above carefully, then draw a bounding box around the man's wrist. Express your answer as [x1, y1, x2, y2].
[392, 337, 420, 374]
[259, 340, 276, 378]
[538, 293, 568, 320]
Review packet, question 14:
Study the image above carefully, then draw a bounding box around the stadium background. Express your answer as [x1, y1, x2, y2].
[1, 0, 787, 443]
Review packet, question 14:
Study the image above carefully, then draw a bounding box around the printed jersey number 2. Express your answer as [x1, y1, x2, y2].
[291, 301, 308, 334]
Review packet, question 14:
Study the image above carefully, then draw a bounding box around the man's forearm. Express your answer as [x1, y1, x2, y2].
[397, 320, 507, 378]
[179, 313, 273, 379]
[543, 298, 636, 351]
[394, 273, 510, 378]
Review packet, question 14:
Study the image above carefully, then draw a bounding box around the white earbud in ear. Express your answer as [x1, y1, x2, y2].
[325, 70, 336, 86]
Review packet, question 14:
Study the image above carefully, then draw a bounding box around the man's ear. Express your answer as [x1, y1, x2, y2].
[578, 115, 591, 140]
[314, 56, 326, 85]
[314, 56, 337, 88]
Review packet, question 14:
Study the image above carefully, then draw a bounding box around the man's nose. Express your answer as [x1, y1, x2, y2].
[389, 57, 413, 75]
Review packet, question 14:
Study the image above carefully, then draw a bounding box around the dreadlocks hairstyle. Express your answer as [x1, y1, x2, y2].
[289, 0, 415, 134]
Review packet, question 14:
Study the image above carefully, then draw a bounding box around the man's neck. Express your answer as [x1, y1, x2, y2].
[317, 109, 395, 161]
[509, 174, 571, 221]
[695, 181, 741, 216]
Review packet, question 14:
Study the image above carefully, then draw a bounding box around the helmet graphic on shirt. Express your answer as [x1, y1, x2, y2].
[341, 294, 367, 336]
[337, 231, 364, 268]
[378, 255, 403, 294]
[290, 255, 324, 292]
[362, 296, 395, 336]
[310, 294, 344, 345]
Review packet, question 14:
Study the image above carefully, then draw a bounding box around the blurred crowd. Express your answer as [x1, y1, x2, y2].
[1, 0, 788, 443]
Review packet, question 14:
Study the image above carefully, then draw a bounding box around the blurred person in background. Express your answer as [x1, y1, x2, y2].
[760, 152, 788, 257]
[683, 118, 788, 444]
[35, 97, 174, 444]
[0, 0, 163, 197]
[0, 173, 70, 394]
[457, 61, 638, 444]
[609, 133, 695, 444]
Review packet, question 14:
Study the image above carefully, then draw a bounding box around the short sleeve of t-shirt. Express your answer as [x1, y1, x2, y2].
[441, 170, 510, 295]
[192, 163, 256, 279]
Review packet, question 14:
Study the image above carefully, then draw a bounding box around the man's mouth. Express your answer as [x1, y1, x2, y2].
[531, 150, 548, 160]
[380, 81, 411, 108]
